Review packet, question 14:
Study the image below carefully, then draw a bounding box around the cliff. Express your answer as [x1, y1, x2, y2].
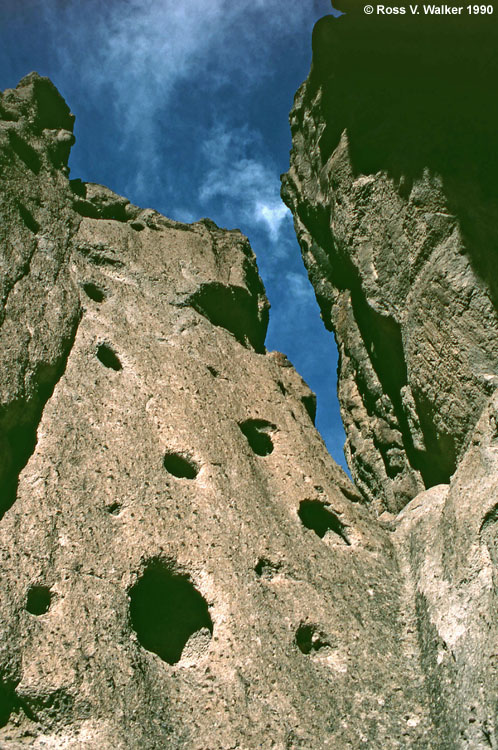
[282, 4, 498, 747]
[1, 22, 497, 743]
[282, 2, 498, 515]
[0, 74, 435, 749]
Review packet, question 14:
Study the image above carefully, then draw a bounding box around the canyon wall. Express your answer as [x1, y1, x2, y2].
[282, 4, 498, 747]
[282, 1, 498, 514]
[1, 10, 497, 743]
[0, 73, 436, 749]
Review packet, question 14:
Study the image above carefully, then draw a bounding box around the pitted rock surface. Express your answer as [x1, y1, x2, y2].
[0, 74, 436, 749]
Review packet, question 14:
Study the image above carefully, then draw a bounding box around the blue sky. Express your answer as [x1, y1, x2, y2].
[0, 0, 347, 470]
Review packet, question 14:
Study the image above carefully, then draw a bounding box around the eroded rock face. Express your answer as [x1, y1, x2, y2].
[282, 7, 498, 748]
[282, 4, 498, 514]
[0, 74, 437, 749]
[394, 393, 498, 748]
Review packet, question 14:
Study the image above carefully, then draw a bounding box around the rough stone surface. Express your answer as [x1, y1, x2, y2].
[394, 394, 498, 748]
[282, 6, 498, 748]
[2, 34, 498, 746]
[282, 4, 498, 514]
[0, 74, 439, 749]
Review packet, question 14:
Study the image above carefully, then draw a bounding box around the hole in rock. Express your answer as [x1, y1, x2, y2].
[207, 366, 219, 378]
[18, 203, 40, 234]
[255, 558, 281, 579]
[298, 500, 350, 544]
[26, 585, 52, 615]
[129, 220, 145, 231]
[295, 623, 329, 655]
[163, 452, 198, 480]
[129, 561, 212, 665]
[106, 502, 121, 516]
[96, 343, 122, 371]
[239, 419, 276, 457]
[82, 282, 105, 303]
[277, 381, 287, 395]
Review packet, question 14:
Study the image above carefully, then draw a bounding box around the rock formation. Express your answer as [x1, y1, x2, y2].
[0, 73, 436, 749]
[1, 9, 497, 741]
[282, 3, 498, 747]
[282, 1, 498, 515]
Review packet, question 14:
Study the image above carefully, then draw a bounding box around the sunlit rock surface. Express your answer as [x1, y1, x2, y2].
[0, 74, 438, 749]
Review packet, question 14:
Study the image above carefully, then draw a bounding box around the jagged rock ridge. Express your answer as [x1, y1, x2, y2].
[0, 73, 441, 749]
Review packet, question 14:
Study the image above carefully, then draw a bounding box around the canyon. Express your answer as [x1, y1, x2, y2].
[0, 5, 497, 746]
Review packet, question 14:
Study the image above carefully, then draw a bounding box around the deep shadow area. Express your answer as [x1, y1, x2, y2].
[284, 7, 497, 492]
[0, 313, 80, 520]
[0, 680, 20, 729]
[18, 203, 40, 234]
[26, 585, 52, 615]
[82, 281, 105, 303]
[8, 130, 41, 174]
[301, 393, 317, 425]
[298, 499, 350, 544]
[163, 452, 199, 480]
[310, 6, 498, 307]
[295, 623, 329, 655]
[129, 560, 212, 665]
[96, 343, 122, 371]
[239, 418, 276, 457]
[254, 558, 281, 579]
[187, 282, 268, 353]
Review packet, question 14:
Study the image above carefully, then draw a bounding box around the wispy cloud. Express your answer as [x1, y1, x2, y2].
[198, 124, 291, 242]
[42, 0, 315, 141]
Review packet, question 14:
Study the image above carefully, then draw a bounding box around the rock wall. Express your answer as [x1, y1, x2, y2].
[282, 2, 498, 514]
[282, 4, 498, 748]
[2, 27, 498, 744]
[0, 74, 442, 749]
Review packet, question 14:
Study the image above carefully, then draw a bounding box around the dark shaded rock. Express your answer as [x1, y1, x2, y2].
[283, 8, 498, 749]
[282, 6, 498, 514]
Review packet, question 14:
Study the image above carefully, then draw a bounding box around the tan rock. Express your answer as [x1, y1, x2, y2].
[0, 74, 434, 749]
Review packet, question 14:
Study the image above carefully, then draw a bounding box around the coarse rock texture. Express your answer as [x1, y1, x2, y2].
[282, 5, 498, 748]
[0, 74, 444, 749]
[393, 394, 498, 748]
[282, 2, 498, 515]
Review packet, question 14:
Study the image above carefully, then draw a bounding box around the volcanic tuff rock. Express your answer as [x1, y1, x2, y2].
[0, 73, 441, 749]
[282, 2, 498, 515]
[282, 4, 498, 748]
[1, 35, 497, 748]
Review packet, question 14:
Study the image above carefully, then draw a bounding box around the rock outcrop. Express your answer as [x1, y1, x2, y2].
[282, 4, 498, 748]
[2, 18, 497, 742]
[282, 2, 498, 515]
[0, 73, 442, 749]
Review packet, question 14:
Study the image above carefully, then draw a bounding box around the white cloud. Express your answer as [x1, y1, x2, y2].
[198, 124, 291, 242]
[42, 0, 315, 142]
[254, 202, 289, 242]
